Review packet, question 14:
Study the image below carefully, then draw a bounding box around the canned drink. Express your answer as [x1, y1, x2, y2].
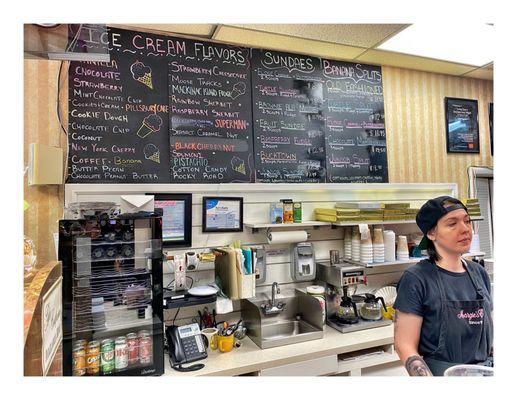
[139, 335, 152, 365]
[115, 336, 128, 370]
[100, 339, 115, 375]
[86, 341, 100, 375]
[126, 333, 139, 366]
[137, 330, 150, 338]
[72, 343, 86, 376]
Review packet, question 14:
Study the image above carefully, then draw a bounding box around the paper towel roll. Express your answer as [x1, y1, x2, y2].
[267, 230, 308, 244]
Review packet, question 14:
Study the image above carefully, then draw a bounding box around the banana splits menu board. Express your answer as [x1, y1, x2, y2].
[322, 59, 388, 182]
[67, 26, 171, 183]
[251, 49, 326, 183]
[168, 43, 254, 183]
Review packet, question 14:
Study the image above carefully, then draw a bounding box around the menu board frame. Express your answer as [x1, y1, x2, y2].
[445, 97, 480, 154]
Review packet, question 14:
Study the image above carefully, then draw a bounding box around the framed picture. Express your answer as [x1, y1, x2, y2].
[202, 197, 243, 233]
[445, 97, 480, 153]
[148, 193, 192, 247]
[489, 102, 493, 156]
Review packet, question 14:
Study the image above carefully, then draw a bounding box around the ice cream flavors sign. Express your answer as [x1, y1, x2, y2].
[67, 26, 254, 183]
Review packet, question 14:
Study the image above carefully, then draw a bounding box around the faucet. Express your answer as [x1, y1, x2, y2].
[271, 282, 280, 305]
[261, 282, 285, 315]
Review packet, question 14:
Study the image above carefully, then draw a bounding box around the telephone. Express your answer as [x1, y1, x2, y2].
[166, 323, 207, 372]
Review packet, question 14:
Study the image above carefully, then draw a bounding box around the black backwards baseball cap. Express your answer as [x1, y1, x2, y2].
[416, 196, 469, 250]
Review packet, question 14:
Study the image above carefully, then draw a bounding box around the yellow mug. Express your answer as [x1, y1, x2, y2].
[217, 333, 234, 353]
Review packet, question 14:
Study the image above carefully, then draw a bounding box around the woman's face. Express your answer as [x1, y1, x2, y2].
[427, 208, 472, 255]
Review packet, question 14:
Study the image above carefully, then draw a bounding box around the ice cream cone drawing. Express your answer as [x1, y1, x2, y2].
[130, 61, 153, 89]
[230, 82, 246, 99]
[143, 144, 160, 163]
[231, 156, 246, 175]
[137, 114, 163, 138]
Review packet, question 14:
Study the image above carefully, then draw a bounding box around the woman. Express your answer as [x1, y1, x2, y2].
[393, 196, 493, 376]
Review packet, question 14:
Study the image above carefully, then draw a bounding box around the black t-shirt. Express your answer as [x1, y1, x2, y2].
[394, 259, 492, 359]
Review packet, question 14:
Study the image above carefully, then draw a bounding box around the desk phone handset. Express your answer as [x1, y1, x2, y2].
[166, 323, 207, 372]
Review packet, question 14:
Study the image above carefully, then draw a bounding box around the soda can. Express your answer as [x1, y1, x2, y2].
[72, 343, 86, 376]
[115, 336, 128, 370]
[139, 335, 152, 365]
[126, 333, 139, 366]
[86, 340, 100, 375]
[100, 339, 115, 375]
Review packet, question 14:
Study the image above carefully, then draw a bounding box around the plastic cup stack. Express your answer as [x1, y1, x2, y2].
[383, 230, 396, 262]
[373, 227, 385, 263]
[344, 226, 352, 260]
[360, 227, 373, 264]
[396, 235, 410, 261]
[351, 226, 361, 262]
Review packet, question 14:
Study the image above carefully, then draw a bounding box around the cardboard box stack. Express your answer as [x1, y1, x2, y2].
[461, 198, 481, 217]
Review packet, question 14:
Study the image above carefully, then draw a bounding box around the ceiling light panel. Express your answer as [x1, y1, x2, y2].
[377, 23, 494, 67]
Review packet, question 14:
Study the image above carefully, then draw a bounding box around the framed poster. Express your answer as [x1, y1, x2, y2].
[202, 197, 243, 233]
[149, 193, 192, 247]
[445, 97, 480, 153]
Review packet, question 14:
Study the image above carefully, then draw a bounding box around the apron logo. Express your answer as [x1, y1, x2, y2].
[457, 308, 484, 325]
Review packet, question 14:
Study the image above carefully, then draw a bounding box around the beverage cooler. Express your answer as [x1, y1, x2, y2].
[58, 215, 164, 376]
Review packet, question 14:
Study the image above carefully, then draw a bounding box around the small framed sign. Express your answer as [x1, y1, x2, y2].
[202, 197, 243, 233]
[445, 97, 480, 153]
[148, 193, 192, 248]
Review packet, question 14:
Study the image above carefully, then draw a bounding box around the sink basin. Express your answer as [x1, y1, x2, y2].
[242, 289, 324, 349]
[261, 319, 322, 348]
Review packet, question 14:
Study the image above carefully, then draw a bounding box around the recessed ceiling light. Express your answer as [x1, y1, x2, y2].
[377, 23, 494, 67]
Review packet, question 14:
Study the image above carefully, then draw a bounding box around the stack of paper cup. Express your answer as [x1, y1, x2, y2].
[373, 227, 385, 263]
[352, 226, 361, 262]
[360, 227, 373, 264]
[469, 233, 480, 254]
[383, 230, 396, 262]
[344, 227, 352, 260]
[397, 235, 410, 261]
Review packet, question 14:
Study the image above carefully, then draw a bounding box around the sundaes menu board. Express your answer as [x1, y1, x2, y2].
[251, 49, 326, 183]
[168, 42, 254, 183]
[322, 59, 388, 182]
[67, 26, 171, 183]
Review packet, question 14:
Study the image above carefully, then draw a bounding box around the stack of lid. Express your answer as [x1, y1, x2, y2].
[334, 208, 361, 222]
[461, 198, 481, 217]
[343, 227, 352, 260]
[382, 202, 411, 221]
[336, 202, 383, 221]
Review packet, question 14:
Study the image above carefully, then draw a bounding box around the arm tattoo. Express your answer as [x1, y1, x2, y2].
[405, 355, 433, 376]
[392, 309, 397, 323]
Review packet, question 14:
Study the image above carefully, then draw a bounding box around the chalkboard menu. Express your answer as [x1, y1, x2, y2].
[67, 27, 390, 184]
[67, 27, 171, 183]
[251, 49, 326, 183]
[168, 42, 254, 183]
[322, 59, 388, 182]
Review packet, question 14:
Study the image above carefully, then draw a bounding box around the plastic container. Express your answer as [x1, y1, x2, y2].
[444, 364, 494, 377]
[307, 285, 326, 325]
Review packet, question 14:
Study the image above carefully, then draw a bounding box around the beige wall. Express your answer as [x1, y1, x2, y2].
[24, 59, 66, 266]
[23, 60, 493, 264]
[383, 66, 493, 198]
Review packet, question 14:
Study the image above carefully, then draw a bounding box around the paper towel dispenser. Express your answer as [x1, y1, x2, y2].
[291, 242, 316, 282]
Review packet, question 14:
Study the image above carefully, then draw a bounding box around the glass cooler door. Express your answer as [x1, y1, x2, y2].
[60, 216, 164, 376]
